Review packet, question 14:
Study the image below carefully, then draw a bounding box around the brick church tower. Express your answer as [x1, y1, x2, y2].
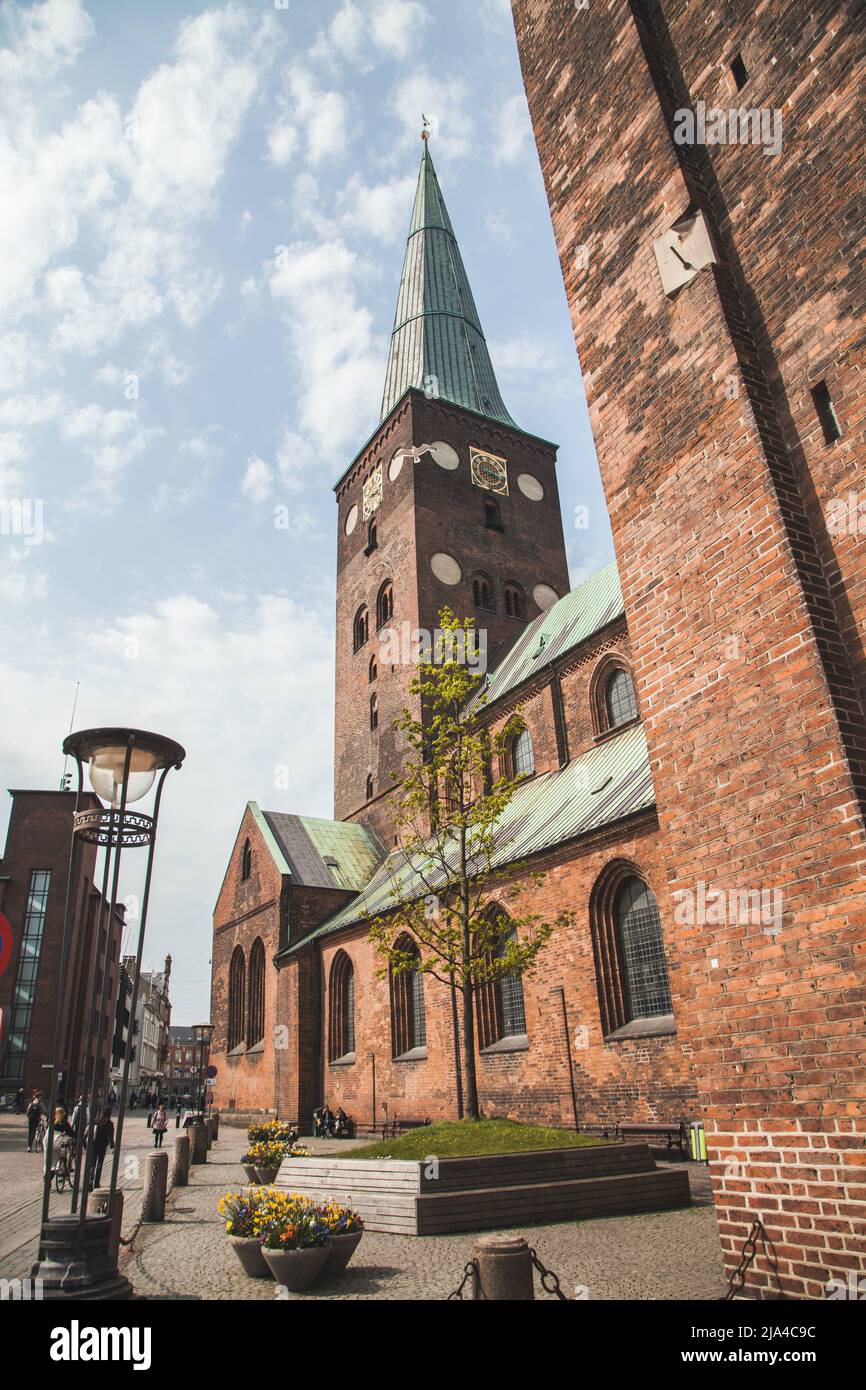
[334, 139, 570, 847]
[511, 0, 866, 1298]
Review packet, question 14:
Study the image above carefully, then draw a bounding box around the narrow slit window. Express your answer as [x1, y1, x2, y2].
[730, 53, 748, 90]
[811, 381, 842, 444]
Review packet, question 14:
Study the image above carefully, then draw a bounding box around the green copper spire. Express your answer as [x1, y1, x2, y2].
[380, 140, 518, 428]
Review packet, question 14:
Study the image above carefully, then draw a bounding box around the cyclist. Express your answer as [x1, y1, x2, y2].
[26, 1091, 44, 1151]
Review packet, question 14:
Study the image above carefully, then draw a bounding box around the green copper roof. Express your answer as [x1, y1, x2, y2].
[474, 562, 625, 710]
[281, 721, 654, 952]
[255, 807, 386, 890]
[380, 144, 518, 429]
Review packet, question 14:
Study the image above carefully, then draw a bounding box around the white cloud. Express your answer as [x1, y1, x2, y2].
[490, 336, 564, 376]
[0, 0, 93, 88]
[269, 240, 383, 468]
[338, 173, 416, 243]
[241, 453, 274, 503]
[266, 66, 350, 168]
[370, 0, 430, 59]
[494, 93, 532, 165]
[312, 0, 429, 68]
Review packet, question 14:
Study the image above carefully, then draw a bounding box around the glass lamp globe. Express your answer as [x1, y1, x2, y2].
[88, 746, 160, 808]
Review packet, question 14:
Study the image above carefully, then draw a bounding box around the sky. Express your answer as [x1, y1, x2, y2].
[0, 0, 614, 1022]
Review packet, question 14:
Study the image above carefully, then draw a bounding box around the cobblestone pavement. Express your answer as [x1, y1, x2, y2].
[0, 1111, 183, 1282]
[122, 1124, 727, 1301]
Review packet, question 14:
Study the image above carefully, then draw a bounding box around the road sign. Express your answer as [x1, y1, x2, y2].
[207, 1064, 217, 1079]
[0, 913, 12, 978]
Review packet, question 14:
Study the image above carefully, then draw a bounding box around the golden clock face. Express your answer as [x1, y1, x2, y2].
[470, 448, 508, 495]
[362, 467, 383, 520]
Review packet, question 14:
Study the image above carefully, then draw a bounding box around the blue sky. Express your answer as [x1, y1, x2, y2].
[0, 0, 613, 1021]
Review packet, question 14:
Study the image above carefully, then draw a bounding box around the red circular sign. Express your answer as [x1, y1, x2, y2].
[0, 913, 12, 978]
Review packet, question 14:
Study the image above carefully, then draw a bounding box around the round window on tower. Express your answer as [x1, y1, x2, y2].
[430, 552, 462, 586]
[345, 504, 359, 536]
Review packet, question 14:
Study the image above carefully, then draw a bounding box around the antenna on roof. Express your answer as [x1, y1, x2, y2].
[60, 681, 80, 791]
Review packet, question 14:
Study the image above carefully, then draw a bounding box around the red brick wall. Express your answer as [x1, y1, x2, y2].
[316, 818, 696, 1131]
[511, 0, 866, 1297]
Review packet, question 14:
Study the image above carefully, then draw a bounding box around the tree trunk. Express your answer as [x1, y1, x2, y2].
[461, 978, 479, 1120]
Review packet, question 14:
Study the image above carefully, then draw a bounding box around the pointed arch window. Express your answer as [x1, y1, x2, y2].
[376, 580, 394, 629]
[365, 519, 378, 554]
[368, 654, 377, 683]
[504, 582, 525, 619]
[228, 946, 246, 1052]
[241, 838, 252, 881]
[475, 910, 527, 1050]
[370, 692, 379, 731]
[353, 605, 369, 651]
[590, 864, 674, 1038]
[390, 935, 427, 1058]
[472, 573, 494, 611]
[509, 726, 534, 779]
[606, 669, 638, 728]
[365, 773, 374, 802]
[328, 951, 356, 1062]
[247, 938, 265, 1048]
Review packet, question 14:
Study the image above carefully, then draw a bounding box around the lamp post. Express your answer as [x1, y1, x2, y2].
[192, 1023, 214, 1115]
[29, 726, 184, 1301]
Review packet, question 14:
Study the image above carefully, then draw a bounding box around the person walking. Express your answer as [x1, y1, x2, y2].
[92, 1107, 115, 1189]
[152, 1103, 168, 1148]
[26, 1092, 44, 1151]
[15, 1087, 24, 1114]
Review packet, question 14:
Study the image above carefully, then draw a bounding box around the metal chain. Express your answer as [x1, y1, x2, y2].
[722, 1218, 786, 1300]
[117, 1152, 175, 1250]
[528, 1247, 570, 1301]
[446, 1260, 478, 1300]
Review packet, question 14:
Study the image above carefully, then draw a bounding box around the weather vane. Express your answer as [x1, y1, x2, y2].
[421, 113, 431, 143]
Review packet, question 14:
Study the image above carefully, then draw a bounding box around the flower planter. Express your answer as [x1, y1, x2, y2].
[242, 1164, 260, 1184]
[228, 1235, 271, 1279]
[254, 1166, 280, 1186]
[261, 1244, 330, 1291]
[324, 1229, 363, 1275]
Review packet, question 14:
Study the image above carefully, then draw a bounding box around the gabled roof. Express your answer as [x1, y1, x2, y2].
[475, 561, 624, 711]
[254, 807, 386, 892]
[380, 144, 517, 429]
[283, 721, 654, 952]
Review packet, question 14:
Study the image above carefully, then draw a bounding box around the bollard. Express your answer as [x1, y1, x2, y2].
[175, 1108, 181, 1128]
[211, 1109, 219, 1141]
[171, 1133, 191, 1187]
[189, 1121, 208, 1165]
[471, 1234, 534, 1301]
[92, 1188, 125, 1266]
[204, 1117, 213, 1151]
[142, 1151, 169, 1222]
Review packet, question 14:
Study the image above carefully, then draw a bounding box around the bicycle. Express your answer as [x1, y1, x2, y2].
[53, 1140, 75, 1193]
[33, 1116, 47, 1153]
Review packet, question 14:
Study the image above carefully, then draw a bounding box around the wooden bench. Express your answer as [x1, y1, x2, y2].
[614, 1119, 689, 1156]
[351, 1115, 432, 1142]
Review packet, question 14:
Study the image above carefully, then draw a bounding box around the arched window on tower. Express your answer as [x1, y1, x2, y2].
[247, 938, 265, 1048]
[365, 518, 378, 554]
[484, 497, 504, 531]
[368, 654, 377, 683]
[241, 837, 252, 881]
[228, 946, 246, 1052]
[365, 773, 374, 802]
[475, 908, 527, 1050]
[353, 605, 369, 651]
[390, 935, 427, 1057]
[472, 573, 494, 611]
[589, 864, 674, 1037]
[370, 692, 378, 731]
[504, 582, 525, 620]
[328, 951, 356, 1062]
[376, 580, 394, 629]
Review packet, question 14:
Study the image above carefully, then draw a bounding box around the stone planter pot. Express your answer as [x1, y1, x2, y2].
[254, 1166, 280, 1186]
[325, 1229, 363, 1275]
[242, 1164, 260, 1184]
[261, 1244, 330, 1291]
[228, 1235, 271, 1279]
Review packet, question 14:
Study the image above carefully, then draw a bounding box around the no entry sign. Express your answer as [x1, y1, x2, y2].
[0, 913, 12, 979]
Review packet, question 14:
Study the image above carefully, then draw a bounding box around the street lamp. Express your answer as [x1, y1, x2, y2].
[30, 726, 184, 1301]
[192, 1023, 214, 1115]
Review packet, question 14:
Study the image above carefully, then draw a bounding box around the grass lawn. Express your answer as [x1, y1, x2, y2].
[344, 1118, 610, 1161]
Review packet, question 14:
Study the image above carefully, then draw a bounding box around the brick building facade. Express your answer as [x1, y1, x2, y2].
[0, 790, 124, 1102]
[510, 0, 866, 1299]
[210, 144, 697, 1148]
